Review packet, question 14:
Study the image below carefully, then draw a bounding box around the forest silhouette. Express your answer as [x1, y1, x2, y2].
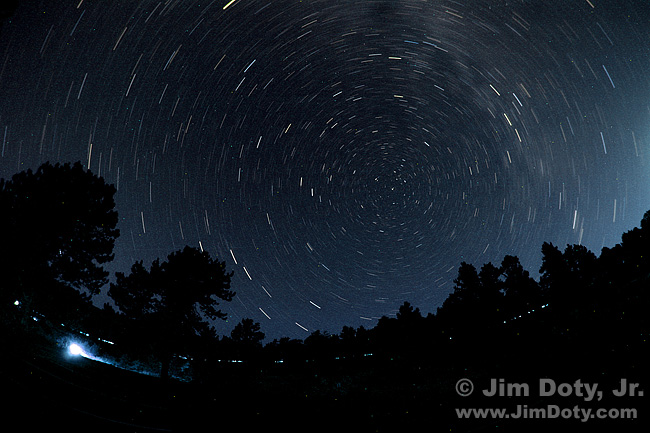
[1, 162, 649, 432]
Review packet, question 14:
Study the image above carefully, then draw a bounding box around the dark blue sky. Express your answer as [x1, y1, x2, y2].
[1, 0, 650, 339]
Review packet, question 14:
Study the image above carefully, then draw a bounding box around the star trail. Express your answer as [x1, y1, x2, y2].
[1, 0, 649, 339]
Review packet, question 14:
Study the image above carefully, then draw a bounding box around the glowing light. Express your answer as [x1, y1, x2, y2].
[69, 343, 87, 357]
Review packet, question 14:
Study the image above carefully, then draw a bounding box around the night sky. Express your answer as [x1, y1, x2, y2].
[1, 0, 649, 340]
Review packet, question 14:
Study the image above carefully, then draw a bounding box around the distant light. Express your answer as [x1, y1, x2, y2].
[13, 300, 20, 306]
[69, 343, 86, 357]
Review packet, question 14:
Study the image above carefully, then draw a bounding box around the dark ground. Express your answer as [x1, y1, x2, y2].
[2, 331, 649, 433]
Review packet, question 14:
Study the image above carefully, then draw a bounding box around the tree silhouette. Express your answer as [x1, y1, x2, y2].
[304, 330, 340, 359]
[601, 209, 650, 284]
[264, 336, 305, 365]
[478, 262, 505, 321]
[338, 325, 357, 356]
[437, 262, 480, 318]
[437, 262, 504, 332]
[396, 301, 421, 322]
[500, 255, 542, 318]
[110, 260, 161, 318]
[0, 161, 119, 329]
[109, 246, 234, 379]
[231, 318, 265, 345]
[540, 242, 597, 319]
[223, 318, 266, 362]
[598, 210, 650, 347]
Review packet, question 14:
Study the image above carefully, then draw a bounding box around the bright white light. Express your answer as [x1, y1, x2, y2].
[69, 343, 86, 357]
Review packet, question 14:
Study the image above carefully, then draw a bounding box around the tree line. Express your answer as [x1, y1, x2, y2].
[2, 161, 650, 384]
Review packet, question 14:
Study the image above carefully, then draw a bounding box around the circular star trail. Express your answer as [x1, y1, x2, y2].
[1, 0, 649, 339]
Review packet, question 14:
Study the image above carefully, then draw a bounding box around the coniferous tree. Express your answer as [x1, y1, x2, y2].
[500, 255, 542, 318]
[231, 318, 265, 344]
[109, 246, 234, 379]
[0, 162, 119, 329]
